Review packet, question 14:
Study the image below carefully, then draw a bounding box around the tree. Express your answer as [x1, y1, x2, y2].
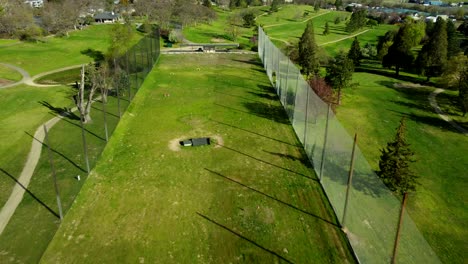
[74, 65, 99, 123]
[242, 12, 256, 28]
[334, 0, 342, 9]
[377, 29, 396, 61]
[459, 70, 468, 116]
[270, 0, 280, 12]
[325, 51, 354, 105]
[345, 9, 367, 33]
[323, 21, 330, 35]
[446, 19, 460, 59]
[383, 19, 425, 76]
[298, 21, 320, 77]
[107, 23, 134, 60]
[347, 37, 362, 66]
[377, 117, 418, 195]
[441, 53, 468, 116]
[416, 17, 447, 81]
[0, 0, 35, 37]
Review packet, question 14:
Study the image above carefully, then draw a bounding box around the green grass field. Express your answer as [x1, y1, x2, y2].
[336, 72, 467, 263]
[41, 54, 355, 263]
[35, 68, 81, 85]
[0, 64, 22, 82]
[0, 25, 142, 76]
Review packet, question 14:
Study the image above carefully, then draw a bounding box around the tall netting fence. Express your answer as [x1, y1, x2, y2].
[258, 27, 439, 264]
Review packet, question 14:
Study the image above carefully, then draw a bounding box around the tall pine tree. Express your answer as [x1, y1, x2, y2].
[378, 117, 418, 195]
[298, 21, 320, 77]
[323, 21, 330, 35]
[348, 37, 362, 66]
[416, 17, 448, 81]
[446, 20, 460, 59]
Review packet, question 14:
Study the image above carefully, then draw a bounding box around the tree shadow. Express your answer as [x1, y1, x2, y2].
[356, 67, 426, 84]
[209, 119, 300, 147]
[214, 90, 262, 103]
[263, 150, 313, 169]
[0, 168, 60, 219]
[242, 101, 290, 125]
[196, 211, 294, 264]
[217, 144, 316, 181]
[80, 48, 105, 62]
[205, 168, 341, 228]
[24, 132, 87, 173]
[232, 58, 264, 67]
[248, 91, 278, 101]
[38, 101, 80, 121]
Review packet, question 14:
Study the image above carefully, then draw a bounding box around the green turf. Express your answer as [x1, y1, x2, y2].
[336, 72, 467, 263]
[0, 64, 22, 82]
[0, 93, 129, 263]
[35, 68, 81, 85]
[0, 25, 143, 76]
[0, 85, 72, 206]
[41, 54, 355, 263]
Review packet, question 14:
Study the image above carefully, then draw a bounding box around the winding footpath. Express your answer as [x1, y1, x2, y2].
[0, 63, 84, 235]
[428, 88, 468, 136]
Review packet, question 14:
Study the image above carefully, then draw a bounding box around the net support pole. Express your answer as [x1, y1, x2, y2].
[43, 125, 63, 220]
[102, 98, 108, 142]
[319, 104, 331, 182]
[342, 133, 358, 228]
[284, 59, 290, 107]
[303, 86, 310, 145]
[126, 52, 131, 100]
[392, 192, 409, 264]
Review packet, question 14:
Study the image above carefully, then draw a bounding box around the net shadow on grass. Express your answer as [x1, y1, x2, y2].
[91, 104, 120, 119]
[263, 150, 314, 169]
[209, 119, 300, 147]
[196, 211, 294, 264]
[46, 113, 107, 142]
[218, 144, 316, 181]
[0, 168, 60, 219]
[205, 168, 339, 228]
[242, 101, 290, 124]
[387, 109, 467, 134]
[214, 103, 288, 125]
[24, 132, 87, 173]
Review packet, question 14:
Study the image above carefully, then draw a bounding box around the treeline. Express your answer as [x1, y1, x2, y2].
[0, 0, 216, 40]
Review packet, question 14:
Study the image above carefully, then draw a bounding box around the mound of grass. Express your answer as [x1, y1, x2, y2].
[36, 68, 81, 85]
[41, 54, 355, 263]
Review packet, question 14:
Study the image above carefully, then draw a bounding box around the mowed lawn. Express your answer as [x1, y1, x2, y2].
[336, 72, 468, 263]
[41, 54, 355, 263]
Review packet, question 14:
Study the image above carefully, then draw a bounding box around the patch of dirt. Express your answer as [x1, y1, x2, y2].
[393, 82, 426, 89]
[168, 134, 224, 151]
[0, 79, 13, 86]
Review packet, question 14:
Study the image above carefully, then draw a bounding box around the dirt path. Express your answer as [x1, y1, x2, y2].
[319, 29, 370, 46]
[428, 88, 468, 136]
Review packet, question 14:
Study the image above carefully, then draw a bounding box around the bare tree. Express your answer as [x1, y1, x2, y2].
[74, 64, 99, 123]
[0, 0, 35, 36]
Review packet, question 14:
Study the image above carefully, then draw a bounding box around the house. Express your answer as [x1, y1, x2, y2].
[24, 0, 43, 8]
[425, 15, 449, 22]
[94, 12, 121, 23]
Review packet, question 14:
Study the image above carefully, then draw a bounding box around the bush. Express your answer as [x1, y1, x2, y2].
[16, 25, 43, 42]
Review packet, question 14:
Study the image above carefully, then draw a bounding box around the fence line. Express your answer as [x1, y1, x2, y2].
[258, 27, 439, 264]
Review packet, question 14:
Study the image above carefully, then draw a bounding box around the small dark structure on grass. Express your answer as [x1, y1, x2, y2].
[180, 137, 211, 147]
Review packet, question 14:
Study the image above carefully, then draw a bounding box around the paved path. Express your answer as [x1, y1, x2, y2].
[319, 29, 370, 46]
[428, 88, 468, 136]
[0, 63, 84, 89]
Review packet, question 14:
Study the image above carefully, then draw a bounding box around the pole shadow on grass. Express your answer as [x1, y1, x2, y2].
[205, 168, 339, 228]
[38, 101, 80, 121]
[209, 119, 300, 147]
[0, 168, 60, 219]
[214, 102, 289, 125]
[24, 132, 87, 173]
[91, 104, 120, 119]
[196, 211, 294, 264]
[214, 90, 263, 103]
[45, 112, 106, 142]
[263, 150, 313, 169]
[217, 144, 316, 181]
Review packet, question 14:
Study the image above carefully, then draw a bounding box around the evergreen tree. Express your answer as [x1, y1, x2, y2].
[270, 0, 280, 12]
[334, 0, 342, 9]
[325, 51, 354, 105]
[447, 20, 460, 58]
[345, 9, 367, 33]
[378, 117, 418, 195]
[383, 20, 425, 76]
[416, 17, 447, 81]
[459, 68, 468, 116]
[348, 37, 362, 66]
[298, 21, 320, 77]
[323, 21, 330, 35]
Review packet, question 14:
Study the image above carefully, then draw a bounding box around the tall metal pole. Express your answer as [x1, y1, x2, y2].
[392, 192, 409, 264]
[303, 86, 310, 145]
[342, 133, 358, 227]
[43, 125, 63, 220]
[319, 105, 331, 182]
[79, 113, 90, 173]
